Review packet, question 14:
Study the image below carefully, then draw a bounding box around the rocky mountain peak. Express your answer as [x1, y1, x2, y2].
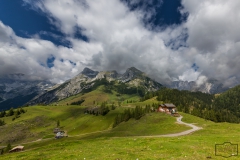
[120, 67, 143, 82]
[126, 67, 143, 74]
[168, 79, 229, 94]
[109, 70, 119, 78]
[81, 67, 99, 78]
[0, 77, 54, 110]
[27, 66, 163, 106]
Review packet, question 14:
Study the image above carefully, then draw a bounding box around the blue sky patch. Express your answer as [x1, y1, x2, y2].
[47, 56, 55, 68]
[191, 63, 199, 72]
[0, 0, 71, 47]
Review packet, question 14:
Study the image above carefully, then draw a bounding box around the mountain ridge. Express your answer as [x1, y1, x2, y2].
[0, 77, 54, 110]
[0, 67, 236, 110]
[167, 79, 229, 94]
[27, 67, 163, 105]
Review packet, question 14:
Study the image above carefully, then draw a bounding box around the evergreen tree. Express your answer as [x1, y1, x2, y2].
[111, 103, 116, 110]
[113, 114, 121, 128]
[20, 107, 25, 113]
[0, 111, 6, 118]
[7, 108, 14, 116]
[0, 119, 5, 126]
[4, 144, 11, 153]
[57, 120, 60, 127]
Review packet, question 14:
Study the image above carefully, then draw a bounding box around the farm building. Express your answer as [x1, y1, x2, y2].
[9, 146, 24, 153]
[158, 103, 179, 116]
[55, 131, 67, 139]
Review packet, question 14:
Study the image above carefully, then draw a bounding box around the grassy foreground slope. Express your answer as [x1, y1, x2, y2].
[0, 105, 189, 145]
[2, 113, 240, 160]
[0, 86, 135, 144]
[0, 86, 186, 145]
[0, 105, 118, 144]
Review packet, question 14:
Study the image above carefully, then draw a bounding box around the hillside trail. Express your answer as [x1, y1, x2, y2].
[127, 115, 203, 138]
[21, 115, 202, 146]
[68, 115, 202, 138]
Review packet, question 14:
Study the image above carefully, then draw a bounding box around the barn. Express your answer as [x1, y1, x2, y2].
[158, 103, 179, 116]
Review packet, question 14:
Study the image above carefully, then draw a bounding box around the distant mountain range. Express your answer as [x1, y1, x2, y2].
[27, 67, 164, 106]
[0, 74, 53, 110]
[167, 80, 229, 94]
[0, 67, 232, 110]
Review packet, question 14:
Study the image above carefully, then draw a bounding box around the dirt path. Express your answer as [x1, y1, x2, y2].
[68, 129, 112, 138]
[158, 115, 202, 137]
[127, 116, 202, 138]
[21, 115, 202, 146]
[73, 116, 202, 138]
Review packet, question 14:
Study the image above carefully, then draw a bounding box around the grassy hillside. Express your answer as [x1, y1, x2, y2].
[2, 85, 240, 159]
[0, 105, 187, 144]
[1, 113, 240, 159]
[56, 85, 141, 107]
[0, 104, 120, 144]
[0, 87, 180, 145]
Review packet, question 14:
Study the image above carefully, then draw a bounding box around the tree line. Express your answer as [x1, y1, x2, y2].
[85, 101, 116, 116]
[70, 99, 85, 105]
[0, 107, 26, 123]
[113, 105, 151, 128]
[140, 87, 240, 123]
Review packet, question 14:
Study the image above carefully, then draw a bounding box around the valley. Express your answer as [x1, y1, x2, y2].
[1, 0, 240, 159]
[1, 68, 240, 159]
[1, 110, 239, 159]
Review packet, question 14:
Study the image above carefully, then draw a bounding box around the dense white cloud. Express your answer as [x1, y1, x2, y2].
[1, 0, 240, 86]
[181, 0, 240, 86]
[2, 0, 189, 83]
[0, 21, 84, 82]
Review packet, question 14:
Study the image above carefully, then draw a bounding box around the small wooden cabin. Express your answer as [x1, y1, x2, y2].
[9, 146, 24, 153]
[158, 103, 178, 115]
[55, 131, 68, 139]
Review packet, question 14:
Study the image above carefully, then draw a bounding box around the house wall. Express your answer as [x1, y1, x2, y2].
[158, 106, 177, 113]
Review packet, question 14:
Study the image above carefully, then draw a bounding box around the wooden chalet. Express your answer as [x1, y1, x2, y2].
[158, 103, 179, 116]
[9, 146, 24, 153]
[55, 130, 68, 139]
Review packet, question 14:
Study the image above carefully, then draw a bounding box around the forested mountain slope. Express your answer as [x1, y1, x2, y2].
[141, 88, 240, 123]
[213, 85, 240, 117]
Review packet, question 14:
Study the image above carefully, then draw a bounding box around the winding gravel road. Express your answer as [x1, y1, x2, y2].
[132, 115, 203, 138]
[23, 115, 203, 146]
[161, 115, 202, 137]
[68, 115, 203, 138]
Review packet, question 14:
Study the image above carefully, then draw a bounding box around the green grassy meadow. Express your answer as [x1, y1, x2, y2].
[1, 86, 240, 159]
[1, 112, 240, 159]
[56, 85, 141, 107]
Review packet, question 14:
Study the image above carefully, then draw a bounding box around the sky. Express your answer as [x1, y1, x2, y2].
[0, 0, 240, 87]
